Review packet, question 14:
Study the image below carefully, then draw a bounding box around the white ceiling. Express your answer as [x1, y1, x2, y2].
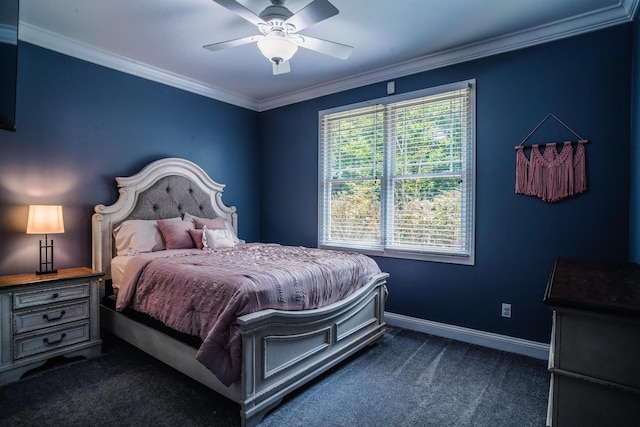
[18, 0, 639, 111]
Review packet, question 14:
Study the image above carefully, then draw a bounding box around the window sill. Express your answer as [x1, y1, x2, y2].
[318, 244, 475, 266]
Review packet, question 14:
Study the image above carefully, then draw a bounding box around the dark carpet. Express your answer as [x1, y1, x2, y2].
[0, 328, 550, 426]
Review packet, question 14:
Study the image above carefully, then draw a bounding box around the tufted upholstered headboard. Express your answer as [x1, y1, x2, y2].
[125, 175, 219, 221]
[92, 158, 237, 292]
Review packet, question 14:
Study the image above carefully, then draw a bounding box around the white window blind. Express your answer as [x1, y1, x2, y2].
[319, 80, 475, 264]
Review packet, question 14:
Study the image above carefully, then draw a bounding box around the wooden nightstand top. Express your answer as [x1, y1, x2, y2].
[0, 267, 104, 290]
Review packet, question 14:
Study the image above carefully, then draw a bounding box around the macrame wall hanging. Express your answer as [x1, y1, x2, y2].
[514, 113, 588, 203]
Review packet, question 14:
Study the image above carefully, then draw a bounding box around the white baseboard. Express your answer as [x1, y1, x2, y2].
[385, 312, 550, 361]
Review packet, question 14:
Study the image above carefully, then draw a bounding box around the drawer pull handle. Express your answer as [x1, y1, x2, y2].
[43, 310, 66, 321]
[43, 333, 66, 346]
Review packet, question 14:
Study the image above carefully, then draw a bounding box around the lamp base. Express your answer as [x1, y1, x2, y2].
[36, 236, 57, 276]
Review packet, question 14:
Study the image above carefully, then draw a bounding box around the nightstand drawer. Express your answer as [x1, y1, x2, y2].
[14, 300, 90, 334]
[14, 321, 90, 359]
[13, 282, 90, 309]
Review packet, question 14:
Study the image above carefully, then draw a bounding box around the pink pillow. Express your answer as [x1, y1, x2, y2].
[188, 229, 205, 249]
[157, 219, 196, 249]
[192, 216, 225, 230]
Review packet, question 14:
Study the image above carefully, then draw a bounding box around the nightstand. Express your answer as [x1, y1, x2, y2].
[0, 267, 103, 385]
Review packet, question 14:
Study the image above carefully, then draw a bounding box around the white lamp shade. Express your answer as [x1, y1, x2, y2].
[257, 35, 298, 64]
[26, 205, 65, 234]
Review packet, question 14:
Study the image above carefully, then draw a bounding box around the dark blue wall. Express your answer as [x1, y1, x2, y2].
[259, 25, 633, 343]
[0, 25, 633, 345]
[0, 43, 260, 276]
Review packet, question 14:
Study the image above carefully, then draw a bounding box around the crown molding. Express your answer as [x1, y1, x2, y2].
[258, 0, 639, 111]
[18, 0, 639, 112]
[18, 22, 259, 111]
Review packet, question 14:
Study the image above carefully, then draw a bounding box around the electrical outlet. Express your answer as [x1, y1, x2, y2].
[387, 81, 395, 95]
[501, 303, 511, 318]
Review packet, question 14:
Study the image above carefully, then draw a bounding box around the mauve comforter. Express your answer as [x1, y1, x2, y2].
[115, 243, 382, 386]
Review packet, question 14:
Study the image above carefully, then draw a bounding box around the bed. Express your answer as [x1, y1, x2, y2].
[92, 157, 389, 427]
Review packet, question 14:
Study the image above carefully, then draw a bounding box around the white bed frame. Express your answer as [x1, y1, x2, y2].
[92, 158, 388, 427]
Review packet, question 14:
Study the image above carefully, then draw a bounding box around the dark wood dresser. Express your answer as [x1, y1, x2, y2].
[543, 257, 640, 426]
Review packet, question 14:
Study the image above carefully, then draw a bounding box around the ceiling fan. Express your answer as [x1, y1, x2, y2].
[203, 0, 354, 75]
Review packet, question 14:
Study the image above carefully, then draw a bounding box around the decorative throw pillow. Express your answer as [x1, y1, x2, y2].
[157, 218, 196, 250]
[202, 226, 237, 249]
[188, 228, 205, 249]
[113, 219, 175, 256]
[190, 215, 226, 230]
[184, 213, 241, 244]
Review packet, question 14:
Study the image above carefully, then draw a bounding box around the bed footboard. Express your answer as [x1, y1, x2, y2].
[101, 273, 387, 427]
[237, 273, 388, 427]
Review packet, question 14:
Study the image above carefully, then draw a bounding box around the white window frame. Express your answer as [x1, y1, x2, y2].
[318, 80, 476, 265]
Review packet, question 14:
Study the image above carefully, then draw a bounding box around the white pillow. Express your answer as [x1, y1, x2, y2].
[113, 218, 180, 256]
[202, 225, 237, 249]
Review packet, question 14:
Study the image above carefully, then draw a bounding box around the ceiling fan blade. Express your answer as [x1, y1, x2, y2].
[203, 35, 259, 52]
[211, 0, 264, 26]
[273, 60, 291, 75]
[298, 35, 353, 60]
[285, 0, 338, 32]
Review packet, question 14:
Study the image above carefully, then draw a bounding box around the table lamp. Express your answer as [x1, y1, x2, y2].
[26, 205, 64, 274]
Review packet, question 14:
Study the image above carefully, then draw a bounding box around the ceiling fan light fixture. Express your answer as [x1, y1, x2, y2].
[206, 0, 351, 74]
[257, 34, 298, 64]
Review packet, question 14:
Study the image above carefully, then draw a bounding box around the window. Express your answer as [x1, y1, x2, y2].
[318, 80, 475, 265]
